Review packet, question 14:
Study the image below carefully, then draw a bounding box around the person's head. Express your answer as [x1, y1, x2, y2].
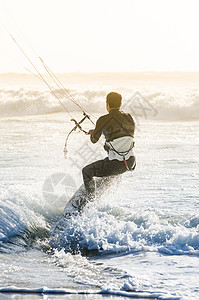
[106, 92, 122, 112]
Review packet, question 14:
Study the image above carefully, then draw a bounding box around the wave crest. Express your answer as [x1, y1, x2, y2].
[0, 87, 199, 120]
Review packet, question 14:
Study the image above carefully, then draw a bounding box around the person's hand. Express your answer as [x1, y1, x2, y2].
[88, 129, 94, 135]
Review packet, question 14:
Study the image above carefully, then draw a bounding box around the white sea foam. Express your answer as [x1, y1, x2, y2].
[1, 184, 198, 256]
[0, 86, 199, 120]
[0, 286, 181, 299]
[50, 200, 199, 256]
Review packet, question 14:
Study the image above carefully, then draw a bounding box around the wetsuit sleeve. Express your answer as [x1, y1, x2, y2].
[90, 117, 103, 143]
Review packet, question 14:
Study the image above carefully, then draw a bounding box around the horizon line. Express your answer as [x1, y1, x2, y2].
[1, 70, 199, 76]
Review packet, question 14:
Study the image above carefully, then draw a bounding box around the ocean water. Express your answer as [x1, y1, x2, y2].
[0, 74, 199, 300]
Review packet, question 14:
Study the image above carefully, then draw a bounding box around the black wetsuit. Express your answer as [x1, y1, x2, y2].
[82, 109, 136, 197]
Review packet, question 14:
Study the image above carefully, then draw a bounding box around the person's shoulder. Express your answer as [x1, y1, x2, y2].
[120, 111, 135, 122]
[120, 110, 132, 117]
[97, 113, 109, 123]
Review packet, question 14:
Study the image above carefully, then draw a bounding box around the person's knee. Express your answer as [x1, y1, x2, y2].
[82, 166, 87, 177]
[82, 164, 92, 178]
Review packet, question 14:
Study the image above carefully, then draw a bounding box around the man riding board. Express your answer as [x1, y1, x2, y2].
[81, 91, 136, 203]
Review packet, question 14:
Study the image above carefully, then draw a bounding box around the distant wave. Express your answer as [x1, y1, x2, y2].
[0, 87, 199, 120]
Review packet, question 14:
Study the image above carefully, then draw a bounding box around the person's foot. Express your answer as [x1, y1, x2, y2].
[72, 198, 82, 208]
[72, 196, 88, 211]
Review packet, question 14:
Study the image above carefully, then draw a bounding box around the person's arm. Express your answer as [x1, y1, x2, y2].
[90, 117, 103, 143]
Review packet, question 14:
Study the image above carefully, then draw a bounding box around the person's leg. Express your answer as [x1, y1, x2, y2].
[82, 158, 111, 197]
[82, 156, 136, 198]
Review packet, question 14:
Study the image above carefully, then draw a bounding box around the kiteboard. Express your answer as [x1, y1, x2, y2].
[63, 175, 121, 218]
[64, 184, 87, 217]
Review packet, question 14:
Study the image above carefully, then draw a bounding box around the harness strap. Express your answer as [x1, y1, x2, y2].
[107, 140, 133, 156]
[123, 157, 130, 171]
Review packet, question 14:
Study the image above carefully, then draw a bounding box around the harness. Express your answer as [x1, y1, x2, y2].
[105, 136, 135, 171]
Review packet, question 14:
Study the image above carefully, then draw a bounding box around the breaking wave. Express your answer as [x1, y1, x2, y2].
[50, 201, 199, 257]
[0, 87, 199, 120]
[1, 183, 199, 257]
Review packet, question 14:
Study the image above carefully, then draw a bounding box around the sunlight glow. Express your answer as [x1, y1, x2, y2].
[0, 0, 199, 73]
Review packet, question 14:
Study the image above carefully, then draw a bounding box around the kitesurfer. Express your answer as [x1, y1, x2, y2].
[81, 92, 136, 203]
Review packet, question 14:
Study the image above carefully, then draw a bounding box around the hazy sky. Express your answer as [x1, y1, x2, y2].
[0, 0, 199, 73]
